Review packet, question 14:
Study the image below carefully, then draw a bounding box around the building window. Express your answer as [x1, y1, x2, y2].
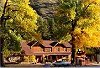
[45, 48, 51, 52]
[58, 48, 60, 51]
[64, 48, 67, 52]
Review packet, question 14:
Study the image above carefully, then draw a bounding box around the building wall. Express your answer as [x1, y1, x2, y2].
[52, 46, 64, 52]
[52, 45, 72, 52]
[31, 45, 71, 53]
[30, 44, 72, 62]
[67, 48, 71, 52]
[31, 45, 44, 52]
[31, 44, 71, 53]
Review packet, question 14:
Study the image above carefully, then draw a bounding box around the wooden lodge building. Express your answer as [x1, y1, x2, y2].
[21, 40, 72, 63]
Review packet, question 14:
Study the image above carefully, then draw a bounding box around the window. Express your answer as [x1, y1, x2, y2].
[64, 48, 67, 52]
[45, 48, 51, 52]
[58, 48, 60, 51]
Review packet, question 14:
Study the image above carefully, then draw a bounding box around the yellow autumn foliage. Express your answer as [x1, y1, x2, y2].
[24, 55, 36, 63]
[57, 0, 100, 49]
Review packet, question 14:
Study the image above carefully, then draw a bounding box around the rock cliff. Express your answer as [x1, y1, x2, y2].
[30, 0, 59, 19]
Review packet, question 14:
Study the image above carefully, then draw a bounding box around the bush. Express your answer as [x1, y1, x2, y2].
[24, 55, 36, 63]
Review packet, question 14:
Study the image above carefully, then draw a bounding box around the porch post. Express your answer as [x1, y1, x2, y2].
[50, 56, 52, 62]
[56, 56, 58, 61]
[42, 54, 45, 63]
[41, 56, 42, 63]
[47, 55, 48, 61]
[62, 55, 63, 58]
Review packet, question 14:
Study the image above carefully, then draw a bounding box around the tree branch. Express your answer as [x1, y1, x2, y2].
[0, 0, 8, 26]
[83, 2, 93, 13]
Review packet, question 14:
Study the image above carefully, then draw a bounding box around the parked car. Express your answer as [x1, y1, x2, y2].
[52, 60, 71, 67]
[6, 53, 23, 64]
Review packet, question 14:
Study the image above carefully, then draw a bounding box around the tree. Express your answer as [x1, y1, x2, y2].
[37, 17, 51, 40]
[56, 0, 100, 64]
[37, 16, 72, 42]
[0, 0, 38, 66]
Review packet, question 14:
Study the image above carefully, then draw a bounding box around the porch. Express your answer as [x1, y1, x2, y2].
[34, 52, 71, 63]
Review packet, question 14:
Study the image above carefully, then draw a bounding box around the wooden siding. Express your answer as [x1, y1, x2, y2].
[52, 46, 64, 52]
[31, 45, 71, 53]
[31, 45, 44, 52]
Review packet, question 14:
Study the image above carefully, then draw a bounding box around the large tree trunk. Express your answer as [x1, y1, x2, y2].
[71, 20, 77, 65]
[0, 0, 8, 67]
[71, 34, 76, 65]
[0, 38, 4, 67]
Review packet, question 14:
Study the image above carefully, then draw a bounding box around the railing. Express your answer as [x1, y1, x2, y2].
[32, 52, 72, 55]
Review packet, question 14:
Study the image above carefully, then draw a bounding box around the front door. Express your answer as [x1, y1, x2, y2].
[36, 56, 42, 63]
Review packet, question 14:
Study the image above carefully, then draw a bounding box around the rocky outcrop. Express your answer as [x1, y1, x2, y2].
[30, 0, 59, 19]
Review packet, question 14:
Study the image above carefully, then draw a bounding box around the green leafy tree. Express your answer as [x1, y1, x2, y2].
[37, 17, 50, 40]
[0, 0, 38, 66]
[56, 0, 100, 64]
[37, 16, 72, 41]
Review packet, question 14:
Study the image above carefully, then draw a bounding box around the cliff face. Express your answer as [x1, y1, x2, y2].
[30, 0, 59, 19]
